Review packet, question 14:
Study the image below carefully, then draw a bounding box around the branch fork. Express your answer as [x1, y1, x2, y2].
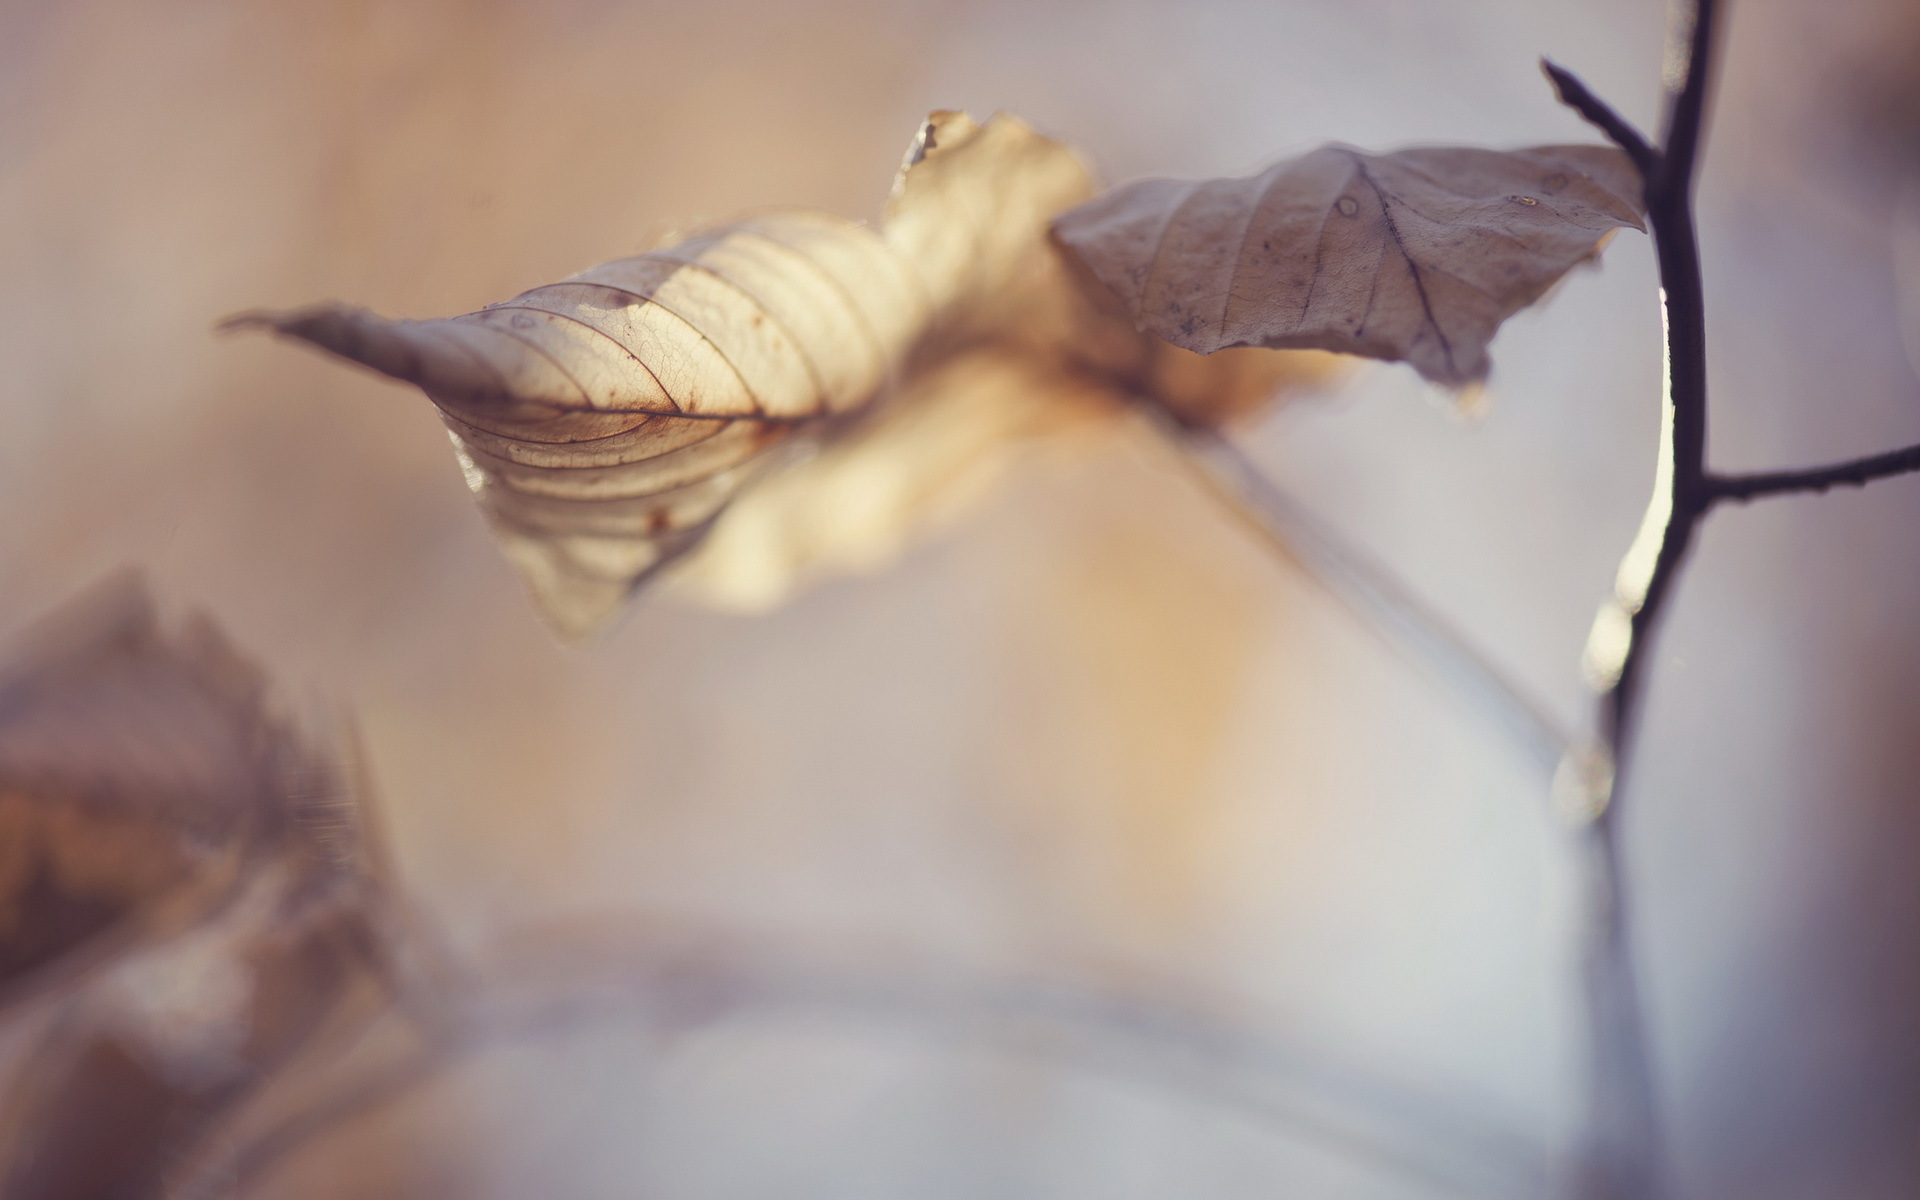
[1542, 5, 1919, 1197]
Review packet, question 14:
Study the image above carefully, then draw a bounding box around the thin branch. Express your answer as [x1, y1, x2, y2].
[1709, 441, 1920, 502]
[1140, 403, 1574, 777]
[1656, 0, 1717, 200]
[1547, 5, 1722, 1199]
[1540, 60, 1660, 182]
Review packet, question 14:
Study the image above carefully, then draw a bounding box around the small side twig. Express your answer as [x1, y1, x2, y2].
[1548, 3, 1721, 1197]
[1540, 61, 1660, 182]
[1709, 441, 1920, 502]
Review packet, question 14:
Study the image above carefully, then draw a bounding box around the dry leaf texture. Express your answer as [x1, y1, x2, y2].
[674, 113, 1339, 609]
[884, 110, 1099, 345]
[235, 111, 1338, 631]
[231, 211, 928, 639]
[673, 351, 1115, 610]
[1052, 143, 1645, 386]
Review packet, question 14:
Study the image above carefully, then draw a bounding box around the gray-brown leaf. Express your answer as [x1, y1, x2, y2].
[1051, 143, 1645, 386]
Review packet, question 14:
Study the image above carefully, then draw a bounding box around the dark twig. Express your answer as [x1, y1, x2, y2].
[1540, 61, 1660, 182]
[1549, 2, 1721, 1197]
[1549, 3, 1920, 1192]
[1710, 441, 1920, 501]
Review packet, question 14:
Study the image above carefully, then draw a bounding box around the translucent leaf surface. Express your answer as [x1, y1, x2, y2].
[230, 211, 928, 639]
[234, 112, 1339, 632]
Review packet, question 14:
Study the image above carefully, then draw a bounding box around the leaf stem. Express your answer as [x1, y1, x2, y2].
[1140, 403, 1574, 777]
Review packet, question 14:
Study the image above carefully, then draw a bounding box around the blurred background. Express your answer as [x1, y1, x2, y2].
[1, 0, 1917, 1195]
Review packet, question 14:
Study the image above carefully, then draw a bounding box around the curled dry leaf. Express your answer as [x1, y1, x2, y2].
[881, 109, 1344, 416]
[1052, 143, 1646, 386]
[672, 113, 1340, 610]
[233, 111, 1338, 632]
[228, 212, 928, 640]
[0, 576, 402, 1199]
[671, 338, 1338, 611]
[672, 351, 1115, 610]
[884, 110, 1100, 348]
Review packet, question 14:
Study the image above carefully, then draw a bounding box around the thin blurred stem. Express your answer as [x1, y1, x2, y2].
[1141, 403, 1573, 777]
[206, 943, 1544, 1199]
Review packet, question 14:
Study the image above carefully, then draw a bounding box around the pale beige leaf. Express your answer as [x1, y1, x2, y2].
[884, 110, 1098, 341]
[235, 112, 1341, 630]
[670, 351, 1115, 611]
[1052, 143, 1646, 386]
[665, 115, 1343, 608]
[229, 210, 927, 639]
[880, 108, 1344, 417]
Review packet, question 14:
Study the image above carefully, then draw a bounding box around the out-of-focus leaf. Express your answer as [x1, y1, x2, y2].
[0, 577, 282, 1007]
[0, 861, 390, 1200]
[228, 211, 928, 640]
[672, 351, 1113, 610]
[1052, 144, 1645, 386]
[0, 577, 401, 1200]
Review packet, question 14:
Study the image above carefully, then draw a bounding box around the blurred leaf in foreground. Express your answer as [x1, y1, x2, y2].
[0, 577, 401, 1200]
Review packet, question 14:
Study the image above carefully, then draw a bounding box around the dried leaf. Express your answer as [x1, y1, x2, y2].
[670, 342, 1340, 611]
[0, 576, 284, 1007]
[884, 110, 1099, 345]
[877, 109, 1347, 425]
[670, 351, 1115, 610]
[669, 114, 1340, 609]
[0, 578, 399, 1199]
[1052, 143, 1645, 386]
[0, 861, 390, 1200]
[234, 111, 1341, 632]
[229, 211, 929, 639]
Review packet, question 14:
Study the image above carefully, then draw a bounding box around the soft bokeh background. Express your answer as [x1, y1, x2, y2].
[2, 0, 1917, 1195]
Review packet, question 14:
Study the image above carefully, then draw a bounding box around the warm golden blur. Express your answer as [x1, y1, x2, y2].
[2, 0, 1919, 1197]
